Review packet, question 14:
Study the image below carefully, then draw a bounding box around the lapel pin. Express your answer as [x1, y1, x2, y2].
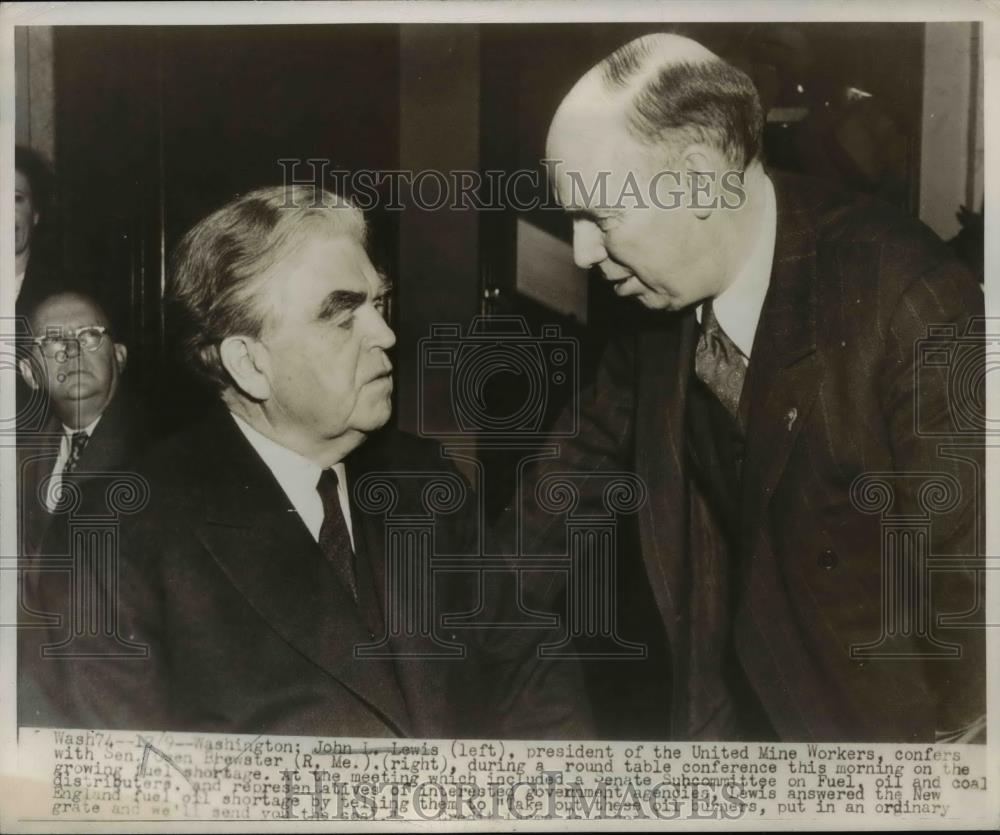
[785, 407, 798, 431]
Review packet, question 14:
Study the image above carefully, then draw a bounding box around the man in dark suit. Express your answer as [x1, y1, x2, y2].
[17, 289, 147, 563]
[17, 288, 153, 726]
[35, 185, 586, 739]
[524, 33, 985, 742]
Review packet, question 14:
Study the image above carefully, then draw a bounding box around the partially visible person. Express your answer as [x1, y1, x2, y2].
[16, 287, 154, 727]
[16, 289, 148, 556]
[14, 147, 60, 431]
[14, 146, 58, 313]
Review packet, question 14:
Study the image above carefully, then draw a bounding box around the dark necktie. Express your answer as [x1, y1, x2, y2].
[316, 468, 358, 602]
[694, 300, 748, 422]
[63, 430, 90, 474]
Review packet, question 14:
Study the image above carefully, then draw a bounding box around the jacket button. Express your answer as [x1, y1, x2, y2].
[818, 549, 838, 570]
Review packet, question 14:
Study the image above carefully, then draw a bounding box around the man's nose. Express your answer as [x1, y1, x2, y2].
[57, 340, 82, 361]
[371, 313, 396, 351]
[572, 219, 606, 269]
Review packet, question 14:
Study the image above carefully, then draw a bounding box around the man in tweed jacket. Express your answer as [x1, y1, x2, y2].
[522, 32, 985, 741]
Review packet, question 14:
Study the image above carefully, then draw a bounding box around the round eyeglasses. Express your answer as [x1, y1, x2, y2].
[32, 325, 110, 359]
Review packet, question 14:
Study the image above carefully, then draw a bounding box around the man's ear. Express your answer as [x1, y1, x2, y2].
[18, 357, 40, 391]
[682, 146, 720, 220]
[218, 335, 271, 401]
[113, 343, 128, 372]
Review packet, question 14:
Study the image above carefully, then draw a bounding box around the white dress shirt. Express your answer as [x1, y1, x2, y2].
[230, 412, 355, 548]
[696, 175, 777, 359]
[46, 415, 102, 512]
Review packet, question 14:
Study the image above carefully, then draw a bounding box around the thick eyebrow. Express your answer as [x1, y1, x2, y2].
[316, 290, 367, 321]
[316, 275, 394, 321]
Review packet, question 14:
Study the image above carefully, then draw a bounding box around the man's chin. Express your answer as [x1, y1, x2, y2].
[636, 292, 678, 312]
[358, 398, 393, 433]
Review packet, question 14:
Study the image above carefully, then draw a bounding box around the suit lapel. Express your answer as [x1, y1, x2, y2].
[73, 392, 136, 476]
[191, 410, 413, 735]
[636, 314, 696, 637]
[347, 457, 390, 637]
[739, 175, 823, 554]
[345, 446, 458, 733]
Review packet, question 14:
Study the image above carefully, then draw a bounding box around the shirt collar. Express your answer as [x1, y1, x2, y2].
[696, 175, 777, 358]
[230, 409, 323, 489]
[62, 414, 103, 438]
[229, 411, 348, 516]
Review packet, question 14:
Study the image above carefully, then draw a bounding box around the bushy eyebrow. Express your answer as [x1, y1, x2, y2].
[317, 290, 368, 321]
[316, 276, 394, 321]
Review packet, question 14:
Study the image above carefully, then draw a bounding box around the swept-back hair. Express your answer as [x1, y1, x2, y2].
[169, 185, 366, 390]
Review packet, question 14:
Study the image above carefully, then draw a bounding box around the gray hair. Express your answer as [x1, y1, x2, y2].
[169, 185, 367, 390]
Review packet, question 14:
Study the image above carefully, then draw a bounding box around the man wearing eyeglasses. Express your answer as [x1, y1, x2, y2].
[17, 290, 148, 556]
[17, 288, 154, 727]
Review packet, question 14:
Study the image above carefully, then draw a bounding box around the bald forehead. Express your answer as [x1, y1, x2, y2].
[547, 60, 632, 156]
[546, 35, 721, 206]
[32, 294, 109, 332]
[546, 85, 644, 207]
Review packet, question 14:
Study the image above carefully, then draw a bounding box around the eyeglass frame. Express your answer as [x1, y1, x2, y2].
[31, 325, 112, 359]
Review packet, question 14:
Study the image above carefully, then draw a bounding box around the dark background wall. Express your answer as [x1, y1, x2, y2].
[53, 25, 402, 429]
